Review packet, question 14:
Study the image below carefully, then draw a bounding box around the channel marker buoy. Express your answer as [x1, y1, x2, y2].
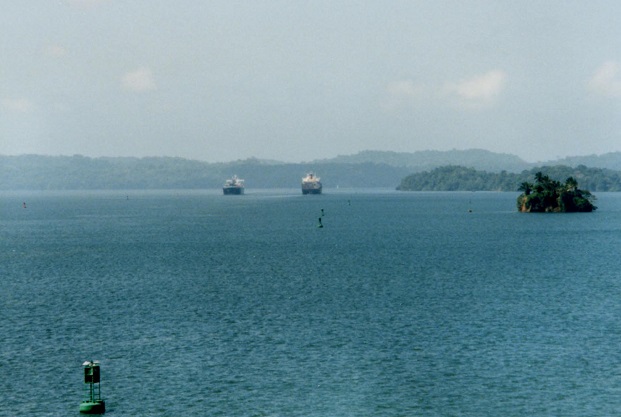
[79, 360, 106, 414]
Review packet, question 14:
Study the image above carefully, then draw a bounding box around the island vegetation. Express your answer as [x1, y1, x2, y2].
[516, 172, 596, 212]
[397, 165, 621, 192]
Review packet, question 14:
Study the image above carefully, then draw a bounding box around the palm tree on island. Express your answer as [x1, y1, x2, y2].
[517, 172, 597, 212]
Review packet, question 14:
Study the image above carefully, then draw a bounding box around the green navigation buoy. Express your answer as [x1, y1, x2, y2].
[79, 361, 106, 414]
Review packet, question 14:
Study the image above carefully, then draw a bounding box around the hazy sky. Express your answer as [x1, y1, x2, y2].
[1, 1, 620, 163]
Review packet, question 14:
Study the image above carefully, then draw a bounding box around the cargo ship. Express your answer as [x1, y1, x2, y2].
[301, 172, 322, 194]
[223, 175, 245, 195]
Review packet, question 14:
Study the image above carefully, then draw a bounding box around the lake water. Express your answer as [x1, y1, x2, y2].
[1, 189, 621, 416]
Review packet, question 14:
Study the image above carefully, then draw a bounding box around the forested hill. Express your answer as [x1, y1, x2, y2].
[325, 150, 621, 172]
[322, 149, 530, 172]
[0, 155, 409, 190]
[397, 165, 621, 192]
[2, 152, 621, 191]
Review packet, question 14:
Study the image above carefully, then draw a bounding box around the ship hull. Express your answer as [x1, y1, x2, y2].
[223, 187, 244, 195]
[302, 186, 322, 195]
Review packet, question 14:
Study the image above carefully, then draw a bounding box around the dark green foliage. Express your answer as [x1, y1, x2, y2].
[516, 172, 596, 212]
[396, 166, 515, 191]
[397, 164, 621, 192]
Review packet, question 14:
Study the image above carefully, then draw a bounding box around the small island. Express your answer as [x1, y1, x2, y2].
[517, 172, 597, 212]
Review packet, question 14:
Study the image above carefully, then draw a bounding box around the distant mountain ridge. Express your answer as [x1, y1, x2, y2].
[319, 149, 530, 173]
[1, 150, 621, 190]
[321, 150, 621, 173]
[550, 152, 621, 171]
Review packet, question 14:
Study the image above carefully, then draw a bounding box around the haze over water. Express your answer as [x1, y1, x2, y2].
[1, 190, 621, 416]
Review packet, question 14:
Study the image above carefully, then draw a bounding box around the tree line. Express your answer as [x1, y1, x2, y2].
[3, 154, 621, 191]
[397, 165, 621, 192]
[0, 155, 409, 190]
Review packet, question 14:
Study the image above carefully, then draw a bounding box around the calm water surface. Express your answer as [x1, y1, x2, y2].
[1, 190, 621, 416]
